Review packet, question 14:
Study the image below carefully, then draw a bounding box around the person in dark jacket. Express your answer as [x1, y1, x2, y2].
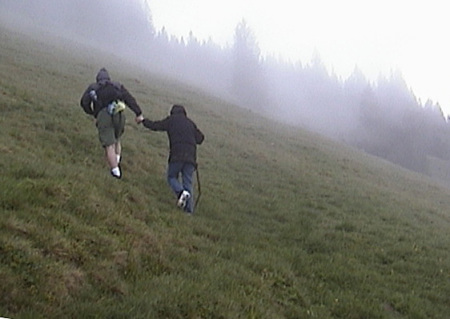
[80, 68, 144, 179]
[142, 104, 204, 214]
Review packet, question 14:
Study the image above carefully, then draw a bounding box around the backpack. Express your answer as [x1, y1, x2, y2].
[91, 81, 124, 115]
[96, 81, 121, 106]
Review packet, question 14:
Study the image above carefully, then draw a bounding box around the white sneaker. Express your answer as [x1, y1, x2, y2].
[177, 190, 190, 209]
[110, 167, 121, 179]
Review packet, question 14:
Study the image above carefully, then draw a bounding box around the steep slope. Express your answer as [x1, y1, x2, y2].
[0, 24, 449, 319]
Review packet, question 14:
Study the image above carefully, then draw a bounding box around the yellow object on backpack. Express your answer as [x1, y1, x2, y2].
[107, 101, 126, 115]
[115, 101, 126, 113]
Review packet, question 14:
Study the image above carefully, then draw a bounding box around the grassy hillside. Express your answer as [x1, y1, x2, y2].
[0, 23, 449, 319]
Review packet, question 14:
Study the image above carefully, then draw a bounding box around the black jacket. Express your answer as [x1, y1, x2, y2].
[143, 105, 204, 165]
[80, 68, 142, 118]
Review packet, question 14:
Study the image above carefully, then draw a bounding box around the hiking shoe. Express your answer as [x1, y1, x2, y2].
[110, 167, 121, 179]
[177, 190, 190, 209]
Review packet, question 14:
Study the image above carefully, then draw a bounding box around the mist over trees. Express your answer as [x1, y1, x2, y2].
[232, 20, 270, 111]
[2, 0, 450, 178]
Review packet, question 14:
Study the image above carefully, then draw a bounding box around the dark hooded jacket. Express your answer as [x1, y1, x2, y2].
[80, 68, 142, 118]
[142, 105, 204, 165]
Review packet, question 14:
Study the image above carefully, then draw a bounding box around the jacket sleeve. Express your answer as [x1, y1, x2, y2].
[194, 124, 205, 145]
[142, 117, 170, 131]
[80, 87, 95, 115]
[119, 85, 142, 116]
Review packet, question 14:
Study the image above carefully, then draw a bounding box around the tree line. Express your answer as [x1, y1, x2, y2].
[3, 0, 450, 177]
[146, 12, 450, 176]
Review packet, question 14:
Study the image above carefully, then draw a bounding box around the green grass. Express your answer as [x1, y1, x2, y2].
[1, 24, 449, 319]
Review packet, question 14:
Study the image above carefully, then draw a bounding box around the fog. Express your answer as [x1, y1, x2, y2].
[2, 0, 450, 180]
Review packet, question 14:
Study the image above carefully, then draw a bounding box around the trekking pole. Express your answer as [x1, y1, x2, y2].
[195, 167, 201, 209]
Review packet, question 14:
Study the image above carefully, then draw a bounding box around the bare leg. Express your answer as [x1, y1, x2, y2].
[115, 140, 121, 163]
[105, 145, 118, 168]
[106, 144, 121, 178]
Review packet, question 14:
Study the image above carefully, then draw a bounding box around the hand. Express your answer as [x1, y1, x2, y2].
[135, 114, 144, 124]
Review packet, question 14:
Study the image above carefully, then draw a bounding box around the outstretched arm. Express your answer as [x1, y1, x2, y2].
[119, 85, 145, 124]
[120, 85, 142, 117]
[142, 117, 169, 131]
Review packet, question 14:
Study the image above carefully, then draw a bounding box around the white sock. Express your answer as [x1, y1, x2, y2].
[111, 167, 121, 177]
[116, 154, 121, 164]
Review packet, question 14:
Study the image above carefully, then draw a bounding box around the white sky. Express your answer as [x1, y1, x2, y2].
[149, 0, 450, 115]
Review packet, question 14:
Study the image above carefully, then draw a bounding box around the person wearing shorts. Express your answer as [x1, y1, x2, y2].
[96, 106, 126, 147]
[80, 68, 144, 179]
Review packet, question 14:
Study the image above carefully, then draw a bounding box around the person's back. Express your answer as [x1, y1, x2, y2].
[143, 104, 204, 165]
[80, 68, 142, 118]
[80, 68, 144, 178]
[142, 104, 204, 214]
